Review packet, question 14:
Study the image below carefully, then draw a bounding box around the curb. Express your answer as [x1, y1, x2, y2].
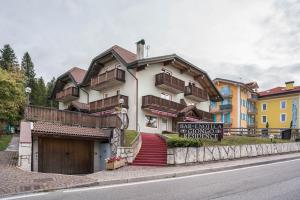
[95, 154, 300, 186]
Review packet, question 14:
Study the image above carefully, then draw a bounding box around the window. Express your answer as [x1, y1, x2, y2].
[262, 103, 267, 111]
[211, 101, 217, 108]
[161, 93, 171, 100]
[145, 115, 158, 128]
[281, 101, 286, 109]
[280, 113, 286, 122]
[262, 115, 267, 124]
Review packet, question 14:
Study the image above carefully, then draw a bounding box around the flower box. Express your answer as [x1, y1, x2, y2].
[106, 156, 126, 170]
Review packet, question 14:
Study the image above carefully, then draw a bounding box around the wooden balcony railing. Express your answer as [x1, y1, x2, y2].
[142, 95, 185, 114]
[56, 87, 79, 102]
[90, 95, 128, 113]
[184, 85, 208, 101]
[91, 68, 125, 91]
[155, 73, 185, 94]
[25, 105, 121, 128]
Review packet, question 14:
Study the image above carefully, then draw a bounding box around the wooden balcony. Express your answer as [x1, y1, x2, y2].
[247, 93, 258, 102]
[91, 68, 125, 91]
[90, 95, 128, 113]
[142, 95, 185, 115]
[25, 105, 121, 128]
[56, 87, 79, 102]
[184, 85, 208, 102]
[155, 73, 185, 94]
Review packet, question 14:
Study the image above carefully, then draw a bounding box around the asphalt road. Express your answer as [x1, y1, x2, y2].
[6, 158, 300, 200]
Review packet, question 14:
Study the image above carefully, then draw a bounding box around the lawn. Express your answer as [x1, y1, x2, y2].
[0, 134, 12, 151]
[164, 133, 288, 147]
[124, 130, 138, 147]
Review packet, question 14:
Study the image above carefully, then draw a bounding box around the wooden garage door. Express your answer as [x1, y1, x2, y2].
[38, 138, 93, 174]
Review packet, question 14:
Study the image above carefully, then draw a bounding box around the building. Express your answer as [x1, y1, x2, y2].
[52, 40, 223, 134]
[210, 78, 258, 129]
[257, 81, 300, 129]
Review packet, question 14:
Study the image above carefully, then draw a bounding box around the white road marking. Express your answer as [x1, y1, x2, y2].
[0, 192, 49, 200]
[63, 157, 300, 193]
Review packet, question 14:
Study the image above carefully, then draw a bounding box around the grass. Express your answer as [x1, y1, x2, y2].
[124, 130, 138, 147]
[0, 134, 12, 151]
[164, 133, 289, 147]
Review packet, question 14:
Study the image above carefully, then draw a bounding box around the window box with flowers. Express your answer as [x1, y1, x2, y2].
[105, 156, 126, 170]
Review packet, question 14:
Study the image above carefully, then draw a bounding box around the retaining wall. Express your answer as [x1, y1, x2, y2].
[167, 142, 300, 165]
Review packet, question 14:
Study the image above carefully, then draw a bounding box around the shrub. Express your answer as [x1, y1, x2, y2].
[167, 137, 203, 148]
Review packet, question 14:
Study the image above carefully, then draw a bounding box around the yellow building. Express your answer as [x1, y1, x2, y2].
[257, 81, 300, 129]
[211, 78, 258, 128]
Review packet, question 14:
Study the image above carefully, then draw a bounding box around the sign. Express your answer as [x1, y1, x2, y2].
[178, 122, 224, 141]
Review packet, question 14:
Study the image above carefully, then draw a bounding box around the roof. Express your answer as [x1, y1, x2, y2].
[81, 45, 137, 86]
[214, 78, 255, 92]
[259, 86, 300, 98]
[32, 121, 110, 140]
[51, 67, 86, 99]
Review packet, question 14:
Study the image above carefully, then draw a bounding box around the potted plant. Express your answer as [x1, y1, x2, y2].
[105, 156, 126, 170]
[262, 122, 269, 137]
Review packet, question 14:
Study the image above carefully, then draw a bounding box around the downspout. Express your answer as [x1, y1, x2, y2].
[127, 68, 139, 132]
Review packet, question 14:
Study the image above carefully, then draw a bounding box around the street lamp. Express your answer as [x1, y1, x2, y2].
[25, 87, 31, 105]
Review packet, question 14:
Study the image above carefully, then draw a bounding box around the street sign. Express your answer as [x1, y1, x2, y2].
[178, 122, 224, 141]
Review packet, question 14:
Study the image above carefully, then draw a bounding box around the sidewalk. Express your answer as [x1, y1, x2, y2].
[87, 152, 300, 185]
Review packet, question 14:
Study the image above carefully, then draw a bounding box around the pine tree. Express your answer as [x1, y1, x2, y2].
[0, 44, 18, 71]
[21, 52, 36, 88]
[46, 77, 58, 108]
[31, 77, 47, 106]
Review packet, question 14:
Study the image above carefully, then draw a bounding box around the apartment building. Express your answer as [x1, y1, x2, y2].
[51, 40, 223, 134]
[210, 78, 258, 128]
[257, 81, 300, 129]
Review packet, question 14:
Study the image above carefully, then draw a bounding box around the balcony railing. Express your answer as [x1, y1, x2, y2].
[221, 91, 232, 98]
[184, 85, 208, 101]
[142, 95, 185, 115]
[56, 87, 79, 102]
[247, 93, 258, 101]
[247, 108, 257, 115]
[25, 105, 121, 128]
[220, 104, 232, 111]
[91, 68, 125, 91]
[155, 73, 185, 94]
[90, 95, 128, 113]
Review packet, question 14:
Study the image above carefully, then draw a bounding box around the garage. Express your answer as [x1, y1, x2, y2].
[38, 137, 93, 174]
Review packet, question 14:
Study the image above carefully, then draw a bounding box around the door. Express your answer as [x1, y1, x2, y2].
[38, 137, 93, 174]
[161, 118, 168, 132]
[99, 143, 111, 170]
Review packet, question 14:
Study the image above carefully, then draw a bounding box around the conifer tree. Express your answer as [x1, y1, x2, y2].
[0, 44, 18, 71]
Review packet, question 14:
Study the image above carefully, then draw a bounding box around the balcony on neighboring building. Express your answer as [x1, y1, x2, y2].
[89, 94, 128, 113]
[142, 95, 185, 115]
[155, 73, 185, 94]
[219, 104, 232, 111]
[247, 93, 258, 102]
[247, 108, 257, 115]
[184, 85, 208, 102]
[90, 68, 125, 91]
[221, 91, 232, 98]
[56, 86, 79, 102]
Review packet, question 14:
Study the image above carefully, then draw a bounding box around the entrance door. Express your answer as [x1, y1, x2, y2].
[99, 143, 111, 170]
[161, 118, 168, 132]
[38, 137, 93, 174]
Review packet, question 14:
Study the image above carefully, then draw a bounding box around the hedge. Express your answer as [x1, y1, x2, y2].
[166, 137, 203, 148]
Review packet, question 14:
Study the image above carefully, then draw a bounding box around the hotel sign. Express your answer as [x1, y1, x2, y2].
[178, 122, 224, 141]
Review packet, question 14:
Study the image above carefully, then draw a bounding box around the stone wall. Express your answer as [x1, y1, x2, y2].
[117, 147, 134, 163]
[167, 142, 300, 165]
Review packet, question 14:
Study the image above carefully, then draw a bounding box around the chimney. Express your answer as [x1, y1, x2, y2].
[285, 81, 294, 90]
[136, 39, 145, 59]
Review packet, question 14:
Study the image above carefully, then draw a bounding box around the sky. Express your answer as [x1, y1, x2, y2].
[0, 0, 300, 90]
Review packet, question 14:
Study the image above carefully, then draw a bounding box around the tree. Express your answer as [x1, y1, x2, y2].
[31, 77, 47, 106]
[46, 77, 58, 108]
[0, 68, 26, 123]
[21, 52, 35, 89]
[0, 44, 18, 71]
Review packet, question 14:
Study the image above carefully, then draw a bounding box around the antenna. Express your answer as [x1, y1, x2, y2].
[146, 45, 150, 57]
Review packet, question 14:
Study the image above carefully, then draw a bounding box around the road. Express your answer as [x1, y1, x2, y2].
[5, 158, 300, 200]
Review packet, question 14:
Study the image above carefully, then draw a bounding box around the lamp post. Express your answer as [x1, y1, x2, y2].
[25, 87, 31, 105]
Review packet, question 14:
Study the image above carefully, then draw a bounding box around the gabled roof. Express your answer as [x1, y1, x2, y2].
[51, 67, 86, 99]
[127, 54, 223, 101]
[213, 78, 256, 92]
[81, 45, 137, 86]
[259, 86, 300, 98]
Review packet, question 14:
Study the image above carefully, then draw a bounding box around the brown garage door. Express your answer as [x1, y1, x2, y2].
[38, 137, 93, 174]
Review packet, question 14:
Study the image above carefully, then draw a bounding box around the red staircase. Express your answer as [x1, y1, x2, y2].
[132, 133, 167, 166]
